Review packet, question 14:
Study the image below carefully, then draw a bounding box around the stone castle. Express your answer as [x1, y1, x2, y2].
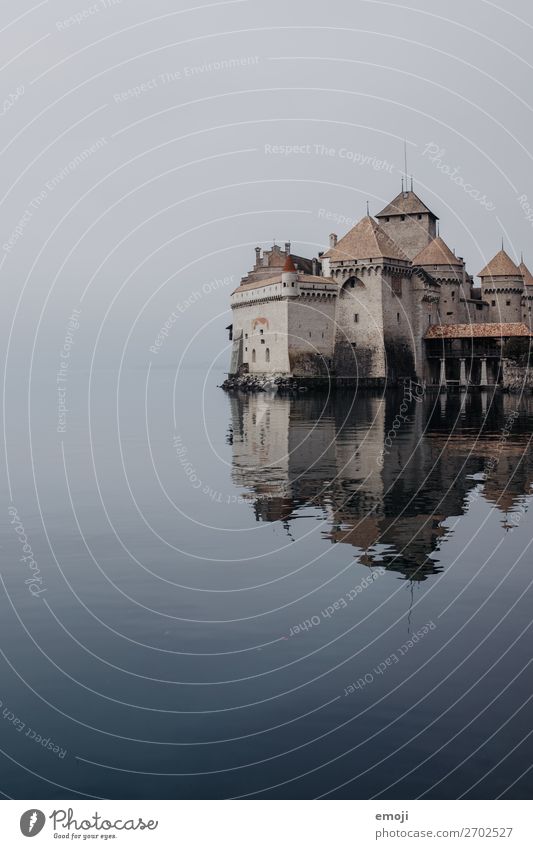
[227, 183, 533, 388]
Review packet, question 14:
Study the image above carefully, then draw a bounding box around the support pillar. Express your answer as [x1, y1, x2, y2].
[439, 357, 447, 390]
[480, 358, 488, 387]
[459, 358, 467, 388]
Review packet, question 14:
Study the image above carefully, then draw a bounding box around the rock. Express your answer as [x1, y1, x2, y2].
[220, 374, 308, 393]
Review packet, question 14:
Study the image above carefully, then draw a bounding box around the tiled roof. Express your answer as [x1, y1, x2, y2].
[413, 236, 462, 267]
[283, 255, 296, 272]
[519, 261, 533, 287]
[322, 215, 408, 262]
[478, 249, 521, 278]
[425, 322, 532, 339]
[376, 190, 437, 218]
[232, 273, 336, 294]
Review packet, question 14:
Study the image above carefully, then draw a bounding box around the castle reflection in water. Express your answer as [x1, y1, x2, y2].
[227, 390, 533, 581]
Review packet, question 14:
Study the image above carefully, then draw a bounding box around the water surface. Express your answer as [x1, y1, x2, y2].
[2, 369, 533, 799]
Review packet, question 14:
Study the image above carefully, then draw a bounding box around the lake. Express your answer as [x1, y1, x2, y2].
[2, 367, 533, 799]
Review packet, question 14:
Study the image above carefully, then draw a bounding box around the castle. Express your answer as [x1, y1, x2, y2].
[227, 183, 533, 387]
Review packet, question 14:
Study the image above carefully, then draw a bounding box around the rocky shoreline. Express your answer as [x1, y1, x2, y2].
[220, 373, 308, 393]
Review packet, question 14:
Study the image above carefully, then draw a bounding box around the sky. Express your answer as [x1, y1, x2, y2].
[1, 0, 533, 370]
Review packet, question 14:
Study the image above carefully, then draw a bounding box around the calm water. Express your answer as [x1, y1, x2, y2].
[2, 367, 533, 799]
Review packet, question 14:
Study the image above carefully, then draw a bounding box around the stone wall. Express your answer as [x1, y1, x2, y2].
[501, 359, 533, 392]
[232, 298, 290, 374]
[333, 270, 386, 379]
[287, 293, 337, 375]
[438, 279, 467, 324]
[481, 277, 524, 324]
[376, 213, 436, 260]
[381, 269, 417, 380]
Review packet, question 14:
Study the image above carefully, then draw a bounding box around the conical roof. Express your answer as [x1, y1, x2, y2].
[478, 249, 521, 278]
[376, 190, 437, 219]
[519, 261, 533, 287]
[322, 216, 408, 262]
[283, 254, 296, 272]
[413, 236, 462, 267]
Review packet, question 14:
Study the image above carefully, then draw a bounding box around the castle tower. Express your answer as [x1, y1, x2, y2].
[375, 188, 438, 260]
[413, 235, 467, 324]
[478, 249, 524, 324]
[321, 214, 414, 381]
[281, 254, 298, 292]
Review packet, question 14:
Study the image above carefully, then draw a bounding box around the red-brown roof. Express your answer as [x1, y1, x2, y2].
[283, 254, 296, 272]
[376, 190, 437, 219]
[232, 272, 336, 294]
[478, 249, 521, 278]
[519, 261, 533, 287]
[413, 236, 462, 267]
[425, 322, 532, 339]
[322, 215, 408, 262]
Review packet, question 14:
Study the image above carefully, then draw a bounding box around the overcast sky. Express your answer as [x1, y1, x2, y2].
[2, 0, 533, 371]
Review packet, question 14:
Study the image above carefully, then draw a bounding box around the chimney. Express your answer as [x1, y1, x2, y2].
[330, 233, 337, 248]
[255, 246, 261, 267]
[285, 241, 291, 254]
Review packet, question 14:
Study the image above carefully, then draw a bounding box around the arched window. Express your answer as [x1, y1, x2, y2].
[345, 276, 364, 290]
[252, 349, 256, 363]
[265, 348, 270, 363]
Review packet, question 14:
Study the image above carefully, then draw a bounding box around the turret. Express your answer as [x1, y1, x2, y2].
[282, 254, 299, 296]
[478, 248, 524, 323]
[413, 235, 466, 323]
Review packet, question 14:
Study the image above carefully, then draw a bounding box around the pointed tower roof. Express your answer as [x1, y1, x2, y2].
[478, 249, 521, 278]
[413, 236, 463, 267]
[376, 190, 438, 219]
[283, 254, 296, 272]
[322, 216, 408, 262]
[519, 260, 533, 287]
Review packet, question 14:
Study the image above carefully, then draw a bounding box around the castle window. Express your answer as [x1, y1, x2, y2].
[385, 217, 390, 222]
[261, 338, 265, 344]
[417, 214, 422, 220]
[397, 312, 400, 323]
[265, 348, 270, 363]
[401, 215, 406, 221]
[492, 300, 496, 306]
[506, 299, 511, 306]
[354, 313, 359, 323]
[391, 275, 402, 296]
[245, 347, 248, 351]
[447, 311, 453, 316]
[291, 281, 295, 287]
[476, 304, 483, 311]
[260, 329, 263, 335]
[451, 291, 455, 299]
[309, 332, 312, 338]
[245, 333, 248, 338]
[252, 349, 256, 363]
